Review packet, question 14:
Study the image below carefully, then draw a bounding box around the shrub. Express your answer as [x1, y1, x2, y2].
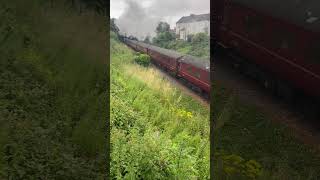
[214, 152, 263, 179]
[134, 54, 151, 67]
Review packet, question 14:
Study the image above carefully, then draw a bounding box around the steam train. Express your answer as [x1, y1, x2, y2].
[213, 0, 320, 106]
[122, 37, 211, 98]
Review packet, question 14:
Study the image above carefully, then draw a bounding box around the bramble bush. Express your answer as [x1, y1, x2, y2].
[134, 53, 151, 67]
[214, 152, 262, 179]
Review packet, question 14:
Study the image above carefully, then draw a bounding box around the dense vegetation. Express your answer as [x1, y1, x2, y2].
[110, 31, 210, 179]
[212, 84, 320, 179]
[151, 22, 210, 59]
[0, 0, 107, 179]
[133, 53, 151, 67]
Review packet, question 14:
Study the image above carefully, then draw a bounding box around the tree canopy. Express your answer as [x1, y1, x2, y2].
[110, 18, 119, 34]
[155, 22, 170, 34]
[152, 22, 175, 47]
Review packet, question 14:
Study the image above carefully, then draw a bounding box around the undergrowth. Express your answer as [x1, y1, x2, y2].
[0, 0, 107, 179]
[212, 84, 320, 179]
[111, 31, 210, 179]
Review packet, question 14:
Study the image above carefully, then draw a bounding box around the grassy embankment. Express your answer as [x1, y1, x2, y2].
[110, 31, 210, 179]
[0, 1, 106, 179]
[213, 79, 320, 179]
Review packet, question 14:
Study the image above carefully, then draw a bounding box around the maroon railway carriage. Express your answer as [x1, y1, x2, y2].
[178, 56, 210, 94]
[213, 0, 320, 99]
[124, 38, 211, 96]
[147, 44, 183, 73]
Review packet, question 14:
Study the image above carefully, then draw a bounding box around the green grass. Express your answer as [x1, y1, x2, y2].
[110, 31, 210, 179]
[0, 0, 106, 179]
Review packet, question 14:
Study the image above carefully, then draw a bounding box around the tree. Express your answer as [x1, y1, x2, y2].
[191, 33, 209, 45]
[153, 22, 175, 48]
[156, 22, 170, 34]
[110, 18, 119, 34]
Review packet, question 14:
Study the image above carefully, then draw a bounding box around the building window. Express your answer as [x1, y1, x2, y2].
[187, 35, 193, 42]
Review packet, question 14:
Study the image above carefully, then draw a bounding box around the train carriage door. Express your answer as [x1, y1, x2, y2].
[176, 57, 183, 77]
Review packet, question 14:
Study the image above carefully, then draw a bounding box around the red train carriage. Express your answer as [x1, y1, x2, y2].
[213, 0, 320, 99]
[178, 56, 210, 94]
[147, 44, 183, 73]
[123, 38, 211, 98]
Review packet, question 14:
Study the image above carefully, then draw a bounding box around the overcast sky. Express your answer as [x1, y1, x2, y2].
[110, 0, 210, 40]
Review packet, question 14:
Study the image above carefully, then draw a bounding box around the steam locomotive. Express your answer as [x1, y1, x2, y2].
[122, 37, 211, 98]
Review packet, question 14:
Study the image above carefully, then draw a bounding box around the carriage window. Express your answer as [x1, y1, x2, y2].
[187, 66, 193, 73]
[195, 71, 201, 79]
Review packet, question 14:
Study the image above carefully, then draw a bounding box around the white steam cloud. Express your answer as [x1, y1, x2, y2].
[113, 0, 210, 40]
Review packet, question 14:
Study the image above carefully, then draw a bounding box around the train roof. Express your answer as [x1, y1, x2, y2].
[180, 55, 210, 71]
[147, 45, 210, 70]
[147, 44, 184, 59]
[232, 0, 320, 33]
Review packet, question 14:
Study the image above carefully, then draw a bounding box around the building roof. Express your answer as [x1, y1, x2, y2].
[232, 0, 320, 33]
[176, 13, 210, 24]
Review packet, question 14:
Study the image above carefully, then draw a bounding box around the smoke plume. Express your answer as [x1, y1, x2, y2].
[114, 0, 209, 40]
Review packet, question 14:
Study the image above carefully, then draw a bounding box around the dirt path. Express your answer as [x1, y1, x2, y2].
[213, 53, 320, 152]
[150, 64, 210, 108]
